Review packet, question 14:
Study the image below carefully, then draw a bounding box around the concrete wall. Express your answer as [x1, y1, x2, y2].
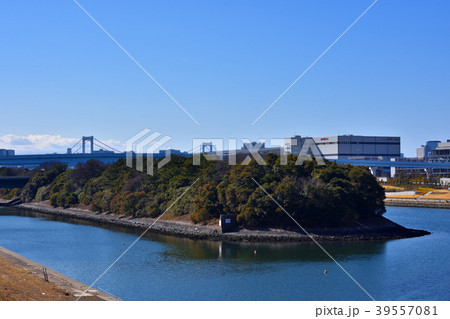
[313, 136, 338, 157]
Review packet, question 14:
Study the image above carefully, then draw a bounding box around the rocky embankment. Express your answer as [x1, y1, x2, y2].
[4, 202, 430, 243]
[385, 199, 450, 209]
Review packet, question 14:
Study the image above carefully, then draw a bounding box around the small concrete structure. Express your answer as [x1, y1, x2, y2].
[440, 177, 450, 187]
[219, 214, 237, 233]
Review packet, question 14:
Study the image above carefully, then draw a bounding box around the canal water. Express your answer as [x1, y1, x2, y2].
[0, 206, 449, 301]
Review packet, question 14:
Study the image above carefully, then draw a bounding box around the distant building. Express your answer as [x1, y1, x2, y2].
[377, 177, 389, 183]
[440, 177, 450, 187]
[431, 140, 450, 161]
[398, 139, 450, 177]
[284, 135, 401, 160]
[0, 149, 15, 157]
[417, 140, 441, 160]
[284, 135, 313, 155]
[311, 135, 401, 160]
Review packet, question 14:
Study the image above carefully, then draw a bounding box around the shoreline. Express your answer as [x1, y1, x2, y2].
[385, 199, 450, 209]
[0, 246, 118, 301]
[2, 201, 430, 243]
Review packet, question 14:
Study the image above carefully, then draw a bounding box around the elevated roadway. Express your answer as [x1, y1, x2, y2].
[0, 153, 128, 169]
[332, 158, 450, 170]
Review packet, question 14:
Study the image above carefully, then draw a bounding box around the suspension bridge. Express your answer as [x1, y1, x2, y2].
[0, 136, 129, 170]
[67, 136, 122, 155]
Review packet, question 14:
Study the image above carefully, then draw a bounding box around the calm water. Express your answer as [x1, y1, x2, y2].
[0, 206, 449, 301]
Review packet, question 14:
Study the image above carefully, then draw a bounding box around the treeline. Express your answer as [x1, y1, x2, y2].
[389, 171, 449, 189]
[1, 155, 386, 228]
[0, 167, 32, 177]
[0, 166, 37, 200]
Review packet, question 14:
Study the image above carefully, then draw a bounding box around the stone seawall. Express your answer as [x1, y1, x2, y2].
[8, 202, 430, 243]
[385, 199, 450, 209]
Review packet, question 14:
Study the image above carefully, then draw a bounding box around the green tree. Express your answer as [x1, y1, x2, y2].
[21, 163, 67, 202]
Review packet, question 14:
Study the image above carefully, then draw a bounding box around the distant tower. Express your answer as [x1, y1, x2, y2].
[82, 136, 94, 154]
[201, 142, 214, 153]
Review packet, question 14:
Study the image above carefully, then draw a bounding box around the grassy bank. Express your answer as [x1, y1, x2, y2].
[0, 246, 118, 301]
[384, 187, 450, 209]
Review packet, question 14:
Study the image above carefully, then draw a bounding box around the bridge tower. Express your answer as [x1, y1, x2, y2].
[201, 142, 215, 153]
[82, 136, 94, 154]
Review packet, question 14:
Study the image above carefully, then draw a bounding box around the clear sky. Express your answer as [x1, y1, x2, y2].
[1, 0, 449, 156]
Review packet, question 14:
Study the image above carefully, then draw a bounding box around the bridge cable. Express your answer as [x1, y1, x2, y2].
[94, 138, 122, 153]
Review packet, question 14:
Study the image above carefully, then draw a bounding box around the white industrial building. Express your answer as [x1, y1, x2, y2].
[440, 178, 450, 187]
[284, 135, 401, 160]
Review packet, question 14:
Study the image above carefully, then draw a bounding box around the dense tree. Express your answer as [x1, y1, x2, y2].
[7, 154, 387, 229]
[0, 167, 31, 177]
[70, 159, 107, 187]
[20, 163, 67, 202]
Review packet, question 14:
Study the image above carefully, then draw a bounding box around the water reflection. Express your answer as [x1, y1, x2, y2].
[1, 206, 449, 300]
[1, 208, 387, 263]
[160, 238, 387, 263]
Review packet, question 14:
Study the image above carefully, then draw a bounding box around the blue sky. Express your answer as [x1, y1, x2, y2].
[1, 0, 449, 156]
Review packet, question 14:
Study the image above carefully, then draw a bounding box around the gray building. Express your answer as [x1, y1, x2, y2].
[312, 135, 401, 160]
[284, 135, 401, 160]
[0, 149, 15, 157]
[284, 135, 313, 155]
[417, 140, 441, 160]
[431, 140, 450, 161]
